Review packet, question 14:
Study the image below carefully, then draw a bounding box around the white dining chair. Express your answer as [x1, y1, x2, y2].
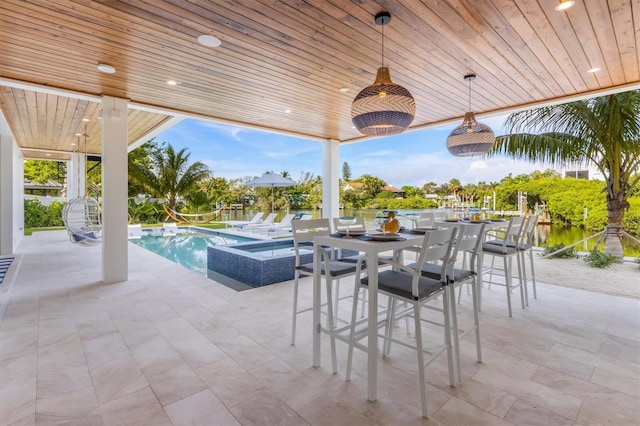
[518, 215, 539, 304]
[290, 219, 364, 375]
[409, 222, 486, 382]
[481, 216, 526, 317]
[346, 227, 458, 418]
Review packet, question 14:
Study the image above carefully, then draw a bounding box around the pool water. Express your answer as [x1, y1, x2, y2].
[129, 230, 256, 275]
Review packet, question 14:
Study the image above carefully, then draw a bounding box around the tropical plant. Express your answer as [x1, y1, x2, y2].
[128, 140, 162, 197]
[542, 243, 576, 259]
[24, 159, 64, 184]
[201, 177, 233, 207]
[128, 143, 211, 211]
[492, 90, 640, 257]
[185, 190, 211, 213]
[127, 198, 159, 223]
[402, 185, 424, 198]
[422, 181, 438, 195]
[357, 174, 387, 197]
[583, 248, 618, 268]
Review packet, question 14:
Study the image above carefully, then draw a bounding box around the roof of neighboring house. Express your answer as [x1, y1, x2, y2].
[383, 185, 403, 193]
[344, 182, 403, 193]
[24, 180, 63, 190]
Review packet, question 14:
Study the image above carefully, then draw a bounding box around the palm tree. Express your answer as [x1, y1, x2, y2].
[129, 144, 211, 211]
[359, 174, 387, 197]
[491, 90, 640, 257]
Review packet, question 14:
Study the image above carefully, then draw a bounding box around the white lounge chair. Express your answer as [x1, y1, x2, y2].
[256, 213, 295, 235]
[127, 224, 143, 239]
[223, 212, 265, 229]
[239, 213, 276, 232]
[163, 222, 181, 237]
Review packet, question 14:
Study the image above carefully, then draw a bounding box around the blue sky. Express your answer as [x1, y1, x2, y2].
[156, 115, 553, 188]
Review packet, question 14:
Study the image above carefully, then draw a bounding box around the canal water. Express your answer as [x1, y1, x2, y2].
[223, 208, 640, 257]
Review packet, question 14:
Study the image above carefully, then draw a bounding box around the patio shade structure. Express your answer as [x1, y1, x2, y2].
[0, 1, 638, 160]
[247, 173, 297, 212]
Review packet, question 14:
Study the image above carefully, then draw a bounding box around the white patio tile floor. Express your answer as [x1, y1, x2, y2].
[0, 231, 638, 425]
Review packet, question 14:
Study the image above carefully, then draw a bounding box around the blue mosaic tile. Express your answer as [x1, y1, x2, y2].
[208, 240, 357, 288]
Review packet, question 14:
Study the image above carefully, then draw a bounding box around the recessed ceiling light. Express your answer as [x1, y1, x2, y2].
[587, 67, 601, 73]
[285, 109, 291, 113]
[339, 87, 349, 92]
[97, 63, 116, 73]
[46, 153, 51, 157]
[70, 143, 76, 146]
[75, 133, 82, 136]
[197, 34, 221, 48]
[166, 80, 178, 85]
[555, 0, 575, 11]
[81, 117, 90, 122]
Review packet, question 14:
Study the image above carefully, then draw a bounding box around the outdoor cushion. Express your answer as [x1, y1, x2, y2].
[298, 260, 358, 277]
[482, 242, 517, 255]
[361, 270, 443, 301]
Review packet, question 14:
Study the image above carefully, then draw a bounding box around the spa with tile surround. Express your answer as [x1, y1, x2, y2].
[208, 239, 358, 288]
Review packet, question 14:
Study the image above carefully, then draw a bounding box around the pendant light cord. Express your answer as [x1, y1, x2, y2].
[75, 136, 81, 197]
[83, 125, 88, 198]
[381, 23, 385, 67]
[468, 77, 472, 112]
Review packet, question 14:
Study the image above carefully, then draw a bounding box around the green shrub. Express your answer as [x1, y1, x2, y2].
[583, 248, 618, 268]
[370, 197, 438, 210]
[542, 243, 576, 259]
[44, 200, 65, 227]
[24, 199, 66, 228]
[24, 199, 47, 228]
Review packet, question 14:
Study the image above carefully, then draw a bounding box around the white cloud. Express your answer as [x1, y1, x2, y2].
[346, 150, 554, 187]
[468, 160, 488, 170]
[197, 122, 244, 141]
[363, 149, 396, 157]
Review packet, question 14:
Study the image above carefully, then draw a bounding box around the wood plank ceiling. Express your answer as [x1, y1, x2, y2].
[0, 0, 638, 160]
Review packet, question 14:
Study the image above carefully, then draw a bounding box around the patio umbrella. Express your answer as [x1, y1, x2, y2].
[247, 172, 297, 212]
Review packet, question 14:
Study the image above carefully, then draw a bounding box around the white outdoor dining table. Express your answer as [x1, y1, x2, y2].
[312, 231, 425, 402]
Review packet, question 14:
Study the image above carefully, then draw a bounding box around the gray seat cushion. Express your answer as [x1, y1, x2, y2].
[408, 262, 474, 283]
[339, 254, 391, 266]
[482, 242, 518, 255]
[485, 239, 531, 250]
[298, 260, 358, 277]
[361, 270, 443, 301]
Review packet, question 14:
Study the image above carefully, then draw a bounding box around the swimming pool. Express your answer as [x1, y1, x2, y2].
[129, 228, 257, 275]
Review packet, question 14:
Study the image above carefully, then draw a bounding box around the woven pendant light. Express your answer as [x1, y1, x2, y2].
[351, 12, 415, 136]
[446, 74, 495, 157]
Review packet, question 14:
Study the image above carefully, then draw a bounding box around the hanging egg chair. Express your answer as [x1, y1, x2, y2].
[62, 196, 102, 245]
[62, 124, 103, 246]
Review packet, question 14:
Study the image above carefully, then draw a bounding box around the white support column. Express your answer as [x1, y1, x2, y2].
[66, 153, 86, 199]
[101, 96, 128, 283]
[321, 139, 340, 219]
[0, 132, 14, 255]
[0, 112, 23, 255]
